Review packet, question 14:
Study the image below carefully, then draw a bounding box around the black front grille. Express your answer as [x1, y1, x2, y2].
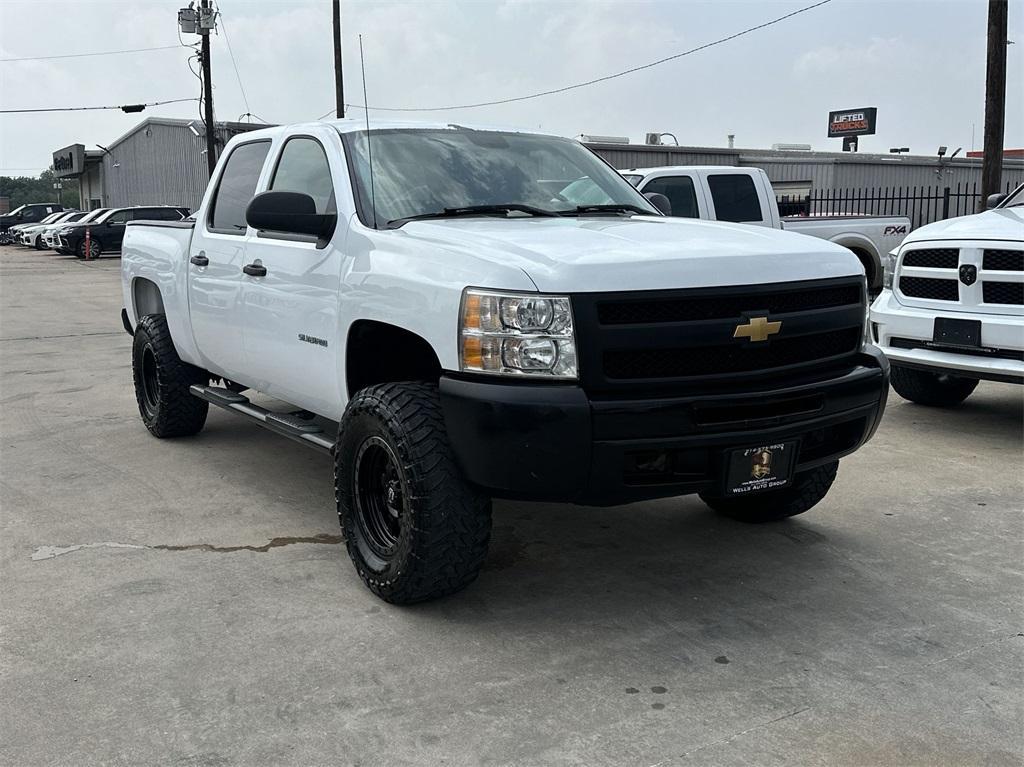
[902, 248, 959, 269]
[900, 276, 959, 301]
[596, 283, 860, 325]
[604, 327, 862, 380]
[983, 281, 1024, 305]
[983, 249, 1024, 271]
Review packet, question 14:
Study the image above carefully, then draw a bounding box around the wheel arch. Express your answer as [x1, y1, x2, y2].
[830, 234, 880, 289]
[345, 320, 442, 398]
[132, 277, 166, 319]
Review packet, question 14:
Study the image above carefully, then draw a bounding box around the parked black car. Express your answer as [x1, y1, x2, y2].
[55, 206, 190, 258]
[0, 203, 65, 242]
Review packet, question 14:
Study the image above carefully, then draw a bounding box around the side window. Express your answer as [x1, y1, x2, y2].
[107, 210, 132, 224]
[642, 176, 700, 218]
[209, 140, 272, 233]
[270, 137, 336, 214]
[707, 174, 763, 223]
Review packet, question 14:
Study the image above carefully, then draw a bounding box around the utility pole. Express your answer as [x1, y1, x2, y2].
[200, 0, 218, 177]
[333, 0, 344, 118]
[980, 0, 1008, 210]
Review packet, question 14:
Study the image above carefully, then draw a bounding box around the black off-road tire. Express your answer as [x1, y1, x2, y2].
[132, 314, 210, 437]
[700, 461, 839, 523]
[889, 365, 978, 407]
[335, 382, 492, 604]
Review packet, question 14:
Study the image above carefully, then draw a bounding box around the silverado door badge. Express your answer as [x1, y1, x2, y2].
[733, 316, 781, 343]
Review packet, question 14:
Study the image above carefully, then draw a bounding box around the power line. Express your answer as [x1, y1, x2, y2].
[323, 0, 832, 116]
[0, 44, 181, 63]
[0, 98, 199, 114]
[217, 10, 251, 116]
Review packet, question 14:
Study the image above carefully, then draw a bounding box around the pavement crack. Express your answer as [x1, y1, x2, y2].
[31, 534, 343, 561]
[0, 331, 124, 342]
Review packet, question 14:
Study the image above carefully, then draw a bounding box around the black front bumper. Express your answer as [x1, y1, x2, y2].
[440, 347, 889, 506]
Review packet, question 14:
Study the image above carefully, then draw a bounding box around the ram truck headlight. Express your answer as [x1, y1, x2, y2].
[882, 248, 899, 290]
[460, 289, 577, 379]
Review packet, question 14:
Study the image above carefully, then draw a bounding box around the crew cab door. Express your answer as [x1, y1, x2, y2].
[699, 170, 777, 228]
[635, 172, 710, 219]
[187, 139, 273, 382]
[237, 132, 347, 414]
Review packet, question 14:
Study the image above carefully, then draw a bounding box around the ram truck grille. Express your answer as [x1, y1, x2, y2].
[897, 245, 1023, 310]
[572, 277, 866, 394]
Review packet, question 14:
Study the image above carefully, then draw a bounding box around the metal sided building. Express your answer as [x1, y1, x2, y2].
[587, 141, 1024, 224]
[52, 117, 265, 213]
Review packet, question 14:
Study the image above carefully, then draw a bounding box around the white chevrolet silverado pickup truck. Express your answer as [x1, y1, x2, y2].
[870, 183, 1023, 405]
[621, 166, 911, 293]
[121, 121, 888, 603]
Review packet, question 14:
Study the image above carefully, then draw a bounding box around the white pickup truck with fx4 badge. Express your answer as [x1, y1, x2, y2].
[121, 120, 888, 603]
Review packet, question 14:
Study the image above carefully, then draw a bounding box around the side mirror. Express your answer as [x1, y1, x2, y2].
[246, 191, 336, 240]
[644, 192, 672, 216]
[986, 193, 1007, 209]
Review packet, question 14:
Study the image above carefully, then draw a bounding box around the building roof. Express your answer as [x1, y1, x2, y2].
[105, 116, 271, 152]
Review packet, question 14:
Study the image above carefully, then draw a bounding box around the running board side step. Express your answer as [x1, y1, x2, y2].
[189, 385, 335, 455]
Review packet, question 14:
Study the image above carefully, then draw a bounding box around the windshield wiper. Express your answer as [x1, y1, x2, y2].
[386, 204, 559, 228]
[564, 204, 653, 216]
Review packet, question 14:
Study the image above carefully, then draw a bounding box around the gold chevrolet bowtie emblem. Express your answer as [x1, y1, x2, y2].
[733, 316, 782, 343]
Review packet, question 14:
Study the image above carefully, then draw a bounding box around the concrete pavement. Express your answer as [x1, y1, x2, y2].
[1, 248, 1021, 766]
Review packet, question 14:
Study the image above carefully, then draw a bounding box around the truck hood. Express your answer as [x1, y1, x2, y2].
[903, 207, 1024, 243]
[401, 216, 863, 293]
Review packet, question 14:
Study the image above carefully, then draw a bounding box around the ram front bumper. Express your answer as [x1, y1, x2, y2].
[439, 348, 888, 506]
[871, 290, 1024, 383]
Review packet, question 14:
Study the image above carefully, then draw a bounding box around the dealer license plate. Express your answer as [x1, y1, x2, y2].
[723, 442, 798, 496]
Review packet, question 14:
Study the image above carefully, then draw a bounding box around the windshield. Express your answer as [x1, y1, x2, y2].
[38, 212, 65, 225]
[1000, 183, 1024, 208]
[6, 205, 27, 216]
[81, 208, 109, 223]
[94, 208, 124, 223]
[342, 128, 658, 227]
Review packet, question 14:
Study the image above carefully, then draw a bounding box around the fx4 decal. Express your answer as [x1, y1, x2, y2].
[883, 225, 908, 236]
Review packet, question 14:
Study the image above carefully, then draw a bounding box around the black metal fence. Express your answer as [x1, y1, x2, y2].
[777, 181, 1019, 227]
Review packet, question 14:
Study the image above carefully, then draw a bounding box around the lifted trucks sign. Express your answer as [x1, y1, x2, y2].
[827, 107, 877, 138]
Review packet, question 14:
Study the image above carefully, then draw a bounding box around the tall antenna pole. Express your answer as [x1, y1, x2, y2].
[333, 0, 344, 118]
[979, 0, 1008, 209]
[359, 35, 376, 228]
[200, 0, 218, 177]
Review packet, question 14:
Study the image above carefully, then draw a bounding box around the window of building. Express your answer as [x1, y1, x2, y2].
[209, 141, 272, 233]
[707, 174, 763, 222]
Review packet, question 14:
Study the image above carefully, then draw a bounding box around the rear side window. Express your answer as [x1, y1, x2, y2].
[641, 176, 700, 218]
[707, 174, 762, 222]
[209, 140, 272, 233]
[270, 137, 336, 214]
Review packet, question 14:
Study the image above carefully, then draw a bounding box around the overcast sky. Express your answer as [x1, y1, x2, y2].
[1, 0, 1022, 175]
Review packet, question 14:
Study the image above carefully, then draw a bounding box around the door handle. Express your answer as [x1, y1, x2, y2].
[242, 262, 267, 277]
[190, 253, 209, 266]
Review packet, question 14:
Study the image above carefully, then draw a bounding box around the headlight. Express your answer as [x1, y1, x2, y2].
[57, 227, 75, 236]
[882, 248, 899, 289]
[459, 289, 577, 378]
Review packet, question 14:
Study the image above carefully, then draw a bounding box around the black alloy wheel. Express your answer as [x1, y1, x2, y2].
[352, 435, 405, 566]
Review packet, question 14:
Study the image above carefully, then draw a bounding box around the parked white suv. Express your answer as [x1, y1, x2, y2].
[870, 183, 1023, 406]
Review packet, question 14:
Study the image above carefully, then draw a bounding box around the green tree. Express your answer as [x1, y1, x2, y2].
[0, 169, 80, 210]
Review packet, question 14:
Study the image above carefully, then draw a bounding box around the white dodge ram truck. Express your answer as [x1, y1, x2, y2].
[621, 166, 910, 293]
[871, 183, 1023, 405]
[122, 121, 888, 603]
